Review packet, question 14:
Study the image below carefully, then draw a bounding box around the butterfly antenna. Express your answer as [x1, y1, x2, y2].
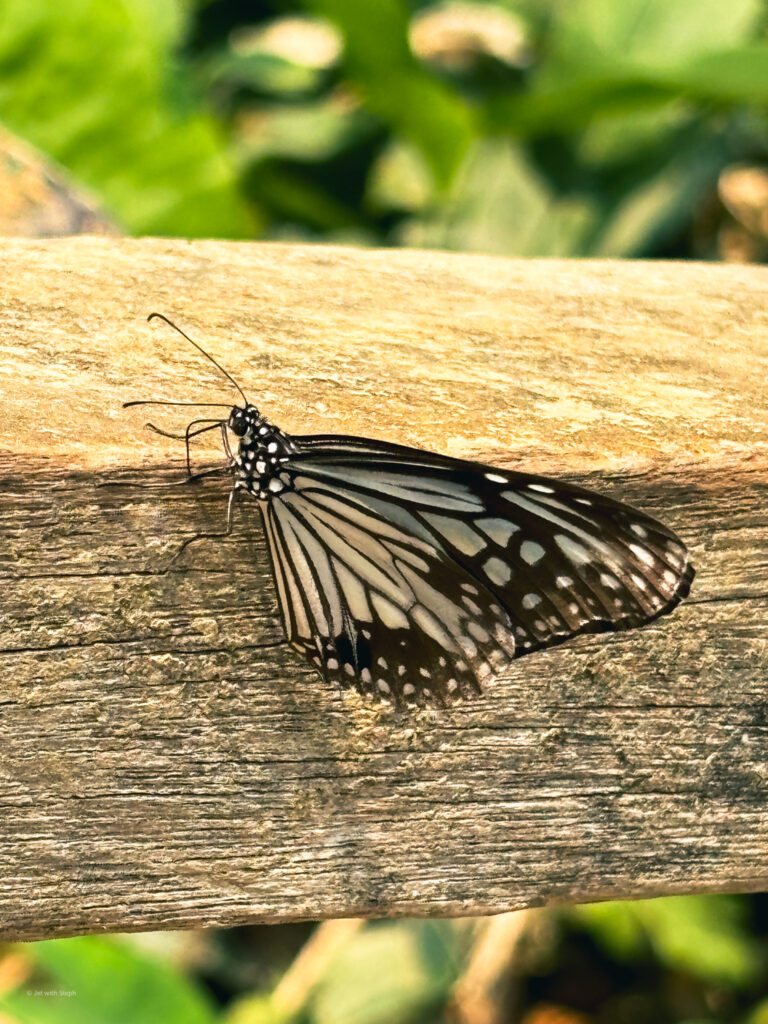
[148, 312, 248, 406]
[122, 400, 233, 409]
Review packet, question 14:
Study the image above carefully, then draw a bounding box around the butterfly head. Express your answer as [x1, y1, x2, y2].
[228, 404, 261, 438]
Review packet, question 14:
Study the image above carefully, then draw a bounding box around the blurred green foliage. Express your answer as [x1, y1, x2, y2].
[570, 896, 764, 987]
[308, 920, 460, 1024]
[0, 0, 252, 236]
[0, 935, 215, 1024]
[2, 896, 768, 1024]
[0, 0, 766, 256]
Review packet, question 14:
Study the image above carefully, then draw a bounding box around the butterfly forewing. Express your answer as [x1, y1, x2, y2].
[259, 439, 694, 702]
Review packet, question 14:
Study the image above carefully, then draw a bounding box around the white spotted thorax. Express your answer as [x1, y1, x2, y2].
[228, 404, 297, 501]
[130, 316, 695, 709]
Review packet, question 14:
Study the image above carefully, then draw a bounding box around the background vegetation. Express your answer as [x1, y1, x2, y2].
[1, 1, 767, 1022]
[1, 0, 767, 258]
[4, 897, 768, 1024]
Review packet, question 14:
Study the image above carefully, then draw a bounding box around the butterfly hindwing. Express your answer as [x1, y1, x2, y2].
[261, 477, 517, 703]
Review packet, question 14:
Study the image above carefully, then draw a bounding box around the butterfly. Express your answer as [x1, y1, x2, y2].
[126, 314, 695, 706]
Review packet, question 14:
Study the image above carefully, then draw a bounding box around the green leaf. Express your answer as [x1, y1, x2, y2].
[546, 0, 763, 73]
[569, 901, 648, 960]
[485, 42, 768, 138]
[248, 161, 362, 231]
[745, 999, 768, 1024]
[204, 50, 326, 97]
[310, 921, 460, 1024]
[571, 895, 764, 987]
[224, 992, 292, 1024]
[308, 0, 474, 189]
[663, 44, 768, 104]
[367, 140, 434, 214]
[0, 936, 216, 1024]
[0, 0, 253, 236]
[235, 100, 374, 164]
[584, 120, 726, 256]
[400, 139, 596, 256]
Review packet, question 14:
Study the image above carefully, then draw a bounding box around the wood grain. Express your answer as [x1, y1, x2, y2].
[0, 237, 766, 942]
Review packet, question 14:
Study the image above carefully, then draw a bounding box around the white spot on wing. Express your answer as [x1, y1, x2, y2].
[528, 483, 554, 493]
[520, 540, 545, 565]
[522, 593, 541, 609]
[555, 534, 592, 565]
[485, 472, 508, 484]
[630, 543, 655, 567]
[468, 622, 490, 643]
[483, 556, 512, 586]
[411, 605, 456, 650]
[556, 575, 573, 588]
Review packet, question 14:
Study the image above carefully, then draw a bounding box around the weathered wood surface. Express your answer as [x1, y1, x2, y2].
[0, 237, 766, 943]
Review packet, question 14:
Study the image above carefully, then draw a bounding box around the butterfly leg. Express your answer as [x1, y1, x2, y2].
[165, 485, 238, 570]
[219, 422, 234, 462]
[144, 419, 226, 477]
[184, 420, 233, 477]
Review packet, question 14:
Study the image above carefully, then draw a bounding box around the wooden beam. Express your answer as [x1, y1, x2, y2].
[0, 237, 766, 942]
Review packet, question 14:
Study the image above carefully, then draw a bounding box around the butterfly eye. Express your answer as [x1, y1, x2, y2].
[228, 409, 248, 436]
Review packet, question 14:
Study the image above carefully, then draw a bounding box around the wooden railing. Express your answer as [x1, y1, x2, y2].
[0, 237, 766, 941]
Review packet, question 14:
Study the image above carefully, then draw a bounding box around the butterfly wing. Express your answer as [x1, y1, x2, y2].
[260, 469, 517, 704]
[259, 437, 694, 702]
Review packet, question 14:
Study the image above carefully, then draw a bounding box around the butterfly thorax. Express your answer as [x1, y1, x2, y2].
[228, 404, 296, 501]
